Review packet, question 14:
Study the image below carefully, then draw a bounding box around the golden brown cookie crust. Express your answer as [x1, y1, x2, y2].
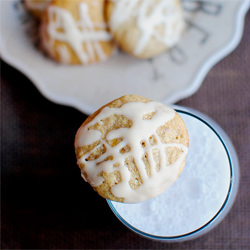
[105, 0, 184, 59]
[75, 95, 189, 202]
[24, 0, 50, 19]
[40, 0, 115, 64]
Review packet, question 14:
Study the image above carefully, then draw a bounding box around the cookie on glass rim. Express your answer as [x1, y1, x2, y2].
[75, 95, 189, 203]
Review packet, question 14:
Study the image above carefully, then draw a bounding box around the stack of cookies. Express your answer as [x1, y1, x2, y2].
[24, 0, 185, 65]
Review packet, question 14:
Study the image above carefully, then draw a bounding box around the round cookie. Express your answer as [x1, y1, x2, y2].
[75, 95, 189, 203]
[40, 0, 115, 65]
[105, 0, 185, 59]
[24, 0, 51, 19]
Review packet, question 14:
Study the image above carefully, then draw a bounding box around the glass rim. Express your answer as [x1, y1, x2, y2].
[107, 106, 240, 241]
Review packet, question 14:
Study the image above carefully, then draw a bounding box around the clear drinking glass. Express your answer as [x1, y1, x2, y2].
[107, 106, 239, 242]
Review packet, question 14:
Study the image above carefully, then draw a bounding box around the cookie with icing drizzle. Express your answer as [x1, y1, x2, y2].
[75, 95, 189, 203]
[40, 0, 115, 64]
[24, 0, 51, 19]
[105, 0, 185, 59]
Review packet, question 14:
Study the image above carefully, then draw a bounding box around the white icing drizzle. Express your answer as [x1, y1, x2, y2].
[46, 2, 112, 64]
[56, 45, 71, 64]
[109, 0, 184, 54]
[75, 101, 188, 203]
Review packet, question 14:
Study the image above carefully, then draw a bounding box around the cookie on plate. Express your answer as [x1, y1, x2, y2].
[24, 0, 51, 19]
[105, 0, 185, 59]
[75, 95, 189, 203]
[40, 0, 115, 64]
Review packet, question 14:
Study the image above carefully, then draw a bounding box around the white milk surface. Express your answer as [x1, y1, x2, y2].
[111, 113, 231, 237]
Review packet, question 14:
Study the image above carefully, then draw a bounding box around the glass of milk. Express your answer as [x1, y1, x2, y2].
[107, 106, 239, 242]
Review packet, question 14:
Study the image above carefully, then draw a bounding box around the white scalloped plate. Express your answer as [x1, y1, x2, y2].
[1, 0, 249, 114]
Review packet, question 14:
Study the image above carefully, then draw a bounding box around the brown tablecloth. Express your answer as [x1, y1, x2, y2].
[1, 10, 250, 250]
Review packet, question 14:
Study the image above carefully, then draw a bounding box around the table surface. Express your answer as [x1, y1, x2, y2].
[1, 10, 250, 250]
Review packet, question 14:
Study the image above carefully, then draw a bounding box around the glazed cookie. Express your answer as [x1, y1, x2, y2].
[105, 0, 185, 59]
[40, 0, 115, 64]
[24, 0, 51, 19]
[75, 95, 189, 203]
